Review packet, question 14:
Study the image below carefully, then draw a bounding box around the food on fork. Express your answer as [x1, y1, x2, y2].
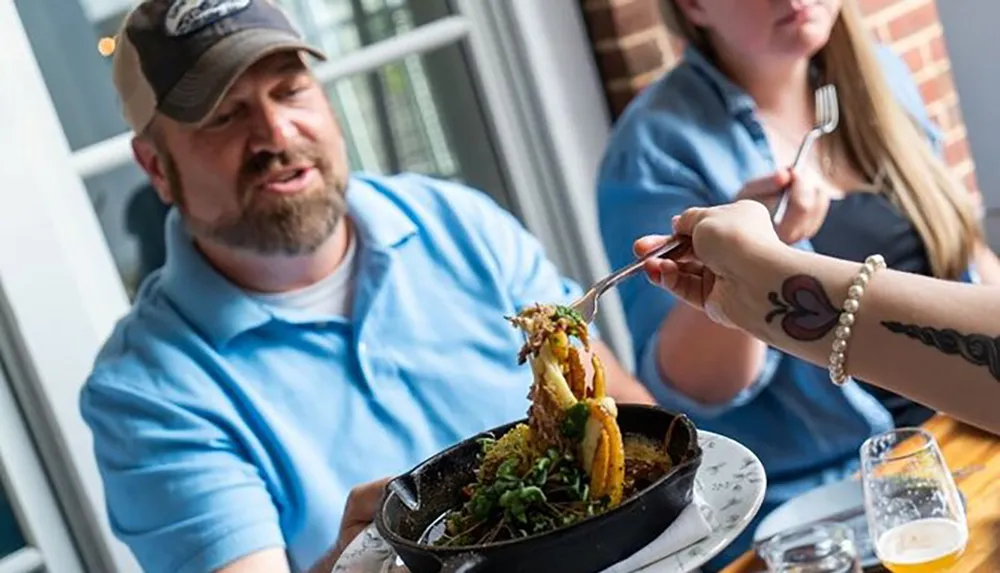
[432, 304, 678, 547]
[512, 304, 624, 505]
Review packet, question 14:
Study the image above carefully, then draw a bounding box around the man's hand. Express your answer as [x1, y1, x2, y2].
[332, 478, 391, 560]
[306, 477, 392, 573]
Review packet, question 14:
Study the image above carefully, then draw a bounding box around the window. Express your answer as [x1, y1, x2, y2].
[17, 0, 508, 298]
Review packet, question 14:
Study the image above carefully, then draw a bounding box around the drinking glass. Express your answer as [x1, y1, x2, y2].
[860, 428, 968, 573]
[758, 522, 862, 572]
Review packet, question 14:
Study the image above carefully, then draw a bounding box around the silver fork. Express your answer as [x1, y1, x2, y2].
[771, 83, 840, 223]
[570, 84, 839, 324]
[569, 236, 692, 324]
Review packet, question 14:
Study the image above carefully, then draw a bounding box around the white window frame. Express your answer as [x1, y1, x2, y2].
[0, 346, 84, 573]
[0, 0, 624, 571]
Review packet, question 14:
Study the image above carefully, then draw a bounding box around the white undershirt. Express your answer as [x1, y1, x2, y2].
[247, 233, 359, 319]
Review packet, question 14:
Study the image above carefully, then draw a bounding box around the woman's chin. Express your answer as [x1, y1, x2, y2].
[777, 28, 834, 60]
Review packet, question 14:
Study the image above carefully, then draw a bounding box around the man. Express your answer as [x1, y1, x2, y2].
[80, 1, 654, 573]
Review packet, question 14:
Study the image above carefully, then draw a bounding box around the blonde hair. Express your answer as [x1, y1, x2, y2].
[659, 0, 982, 280]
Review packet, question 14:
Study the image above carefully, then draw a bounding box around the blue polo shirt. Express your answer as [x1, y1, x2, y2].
[79, 173, 583, 573]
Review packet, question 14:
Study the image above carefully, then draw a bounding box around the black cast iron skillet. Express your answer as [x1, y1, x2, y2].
[374, 404, 702, 573]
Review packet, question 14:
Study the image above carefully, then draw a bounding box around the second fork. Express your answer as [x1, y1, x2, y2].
[771, 84, 840, 224]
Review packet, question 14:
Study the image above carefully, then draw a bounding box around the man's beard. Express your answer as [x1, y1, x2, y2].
[165, 144, 349, 256]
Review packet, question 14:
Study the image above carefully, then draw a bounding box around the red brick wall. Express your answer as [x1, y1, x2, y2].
[581, 0, 978, 192]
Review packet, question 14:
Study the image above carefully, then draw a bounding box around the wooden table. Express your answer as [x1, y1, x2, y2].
[721, 415, 1000, 573]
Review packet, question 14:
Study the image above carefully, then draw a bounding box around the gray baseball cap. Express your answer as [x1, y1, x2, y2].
[112, 0, 327, 133]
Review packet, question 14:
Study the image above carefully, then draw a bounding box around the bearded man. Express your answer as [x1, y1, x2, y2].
[79, 1, 654, 572]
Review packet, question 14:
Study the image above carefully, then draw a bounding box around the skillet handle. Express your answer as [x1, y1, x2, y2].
[387, 474, 420, 512]
[439, 552, 486, 573]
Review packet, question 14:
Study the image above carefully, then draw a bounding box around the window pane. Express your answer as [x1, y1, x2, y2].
[83, 43, 509, 299]
[14, 0, 452, 152]
[0, 484, 26, 560]
[16, 0, 513, 300]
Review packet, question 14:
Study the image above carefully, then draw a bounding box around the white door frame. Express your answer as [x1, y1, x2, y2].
[0, 0, 135, 569]
[0, 0, 621, 571]
[453, 0, 632, 364]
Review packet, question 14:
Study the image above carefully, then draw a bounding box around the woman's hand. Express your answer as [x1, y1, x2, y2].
[737, 168, 831, 244]
[634, 200, 785, 327]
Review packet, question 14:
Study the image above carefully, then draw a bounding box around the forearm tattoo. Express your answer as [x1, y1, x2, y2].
[882, 322, 1000, 382]
[765, 275, 840, 341]
[764, 275, 1000, 382]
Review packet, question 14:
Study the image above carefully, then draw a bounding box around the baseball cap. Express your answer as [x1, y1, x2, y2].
[112, 0, 327, 134]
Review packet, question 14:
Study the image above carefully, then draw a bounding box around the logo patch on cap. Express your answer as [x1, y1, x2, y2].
[165, 0, 252, 36]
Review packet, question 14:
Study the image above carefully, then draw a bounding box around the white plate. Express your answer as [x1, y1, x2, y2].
[333, 431, 766, 573]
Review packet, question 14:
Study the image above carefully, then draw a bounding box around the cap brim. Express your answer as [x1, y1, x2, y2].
[158, 28, 327, 125]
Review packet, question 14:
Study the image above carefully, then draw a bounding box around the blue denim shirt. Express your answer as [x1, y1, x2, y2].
[80, 173, 584, 573]
[597, 45, 975, 508]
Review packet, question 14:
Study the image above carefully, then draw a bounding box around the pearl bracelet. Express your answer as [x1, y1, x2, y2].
[829, 254, 886, 385]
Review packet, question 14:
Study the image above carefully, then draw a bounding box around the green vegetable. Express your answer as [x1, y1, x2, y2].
[554, 305, 584, 324]
[436, 439, 608, 547]
[561, 402, 590, 441]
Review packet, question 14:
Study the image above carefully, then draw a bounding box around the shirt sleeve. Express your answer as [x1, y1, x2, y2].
[80, 374, 286, 573]
[596, 129, 781, 418]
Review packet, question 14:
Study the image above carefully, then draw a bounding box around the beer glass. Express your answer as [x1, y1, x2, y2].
[860, 428, 968, 572]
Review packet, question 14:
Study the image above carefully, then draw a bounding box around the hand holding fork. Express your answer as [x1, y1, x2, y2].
[570, 85, 839, 324]
[739, 84, 840, 245]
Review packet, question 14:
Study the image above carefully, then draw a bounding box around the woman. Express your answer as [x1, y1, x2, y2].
[635, 200, 1000, 438]
[595, 0, 1000, 568]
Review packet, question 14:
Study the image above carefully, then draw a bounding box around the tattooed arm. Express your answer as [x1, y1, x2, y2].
[636, 200, 1000, 436]
[740, 248, 1000, 435]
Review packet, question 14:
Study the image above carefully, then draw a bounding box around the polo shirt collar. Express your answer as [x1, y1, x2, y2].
[159, 175, 418, 347]
[346, 175, 417, 251]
